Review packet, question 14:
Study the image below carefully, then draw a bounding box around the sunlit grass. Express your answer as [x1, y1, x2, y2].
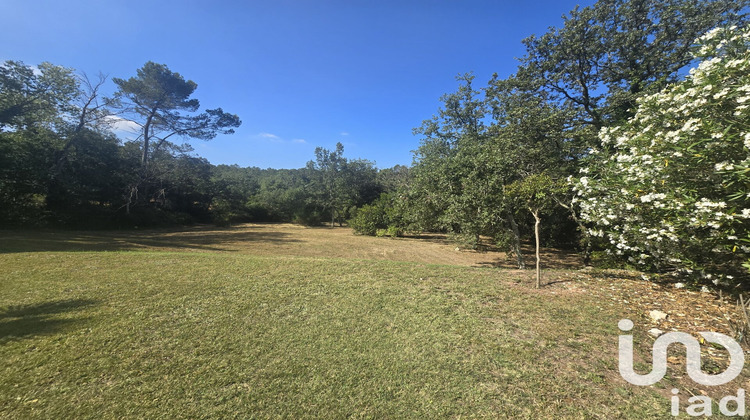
[0, 229, 674, 418]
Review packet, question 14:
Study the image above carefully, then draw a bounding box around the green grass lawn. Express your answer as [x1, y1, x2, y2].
[0, 231, 687, 418]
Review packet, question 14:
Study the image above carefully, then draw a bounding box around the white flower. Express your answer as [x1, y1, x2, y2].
[640, 193, 666, 203]
[714, 88, 730, 99]
[681, 118, 700, 132]
[714, 161, 734, 171]
[700, 27, 722, 42]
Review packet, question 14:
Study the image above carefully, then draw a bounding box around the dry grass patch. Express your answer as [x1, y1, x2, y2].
[0, 223, 581, 269]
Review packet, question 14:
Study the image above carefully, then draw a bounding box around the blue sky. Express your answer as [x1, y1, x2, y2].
[1, 0, 595, 169]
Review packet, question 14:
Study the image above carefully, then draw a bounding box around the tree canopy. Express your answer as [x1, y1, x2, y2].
[112, 61, 241, 167]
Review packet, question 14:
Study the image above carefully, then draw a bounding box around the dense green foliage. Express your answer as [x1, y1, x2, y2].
[349, 193, 404, 237]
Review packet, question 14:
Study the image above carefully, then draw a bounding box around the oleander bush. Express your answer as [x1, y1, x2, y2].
[573, 26, 750, 286]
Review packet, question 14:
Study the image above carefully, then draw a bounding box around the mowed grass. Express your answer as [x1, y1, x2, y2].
[0, 223, 582, 268]
[1, 226, 674, 418]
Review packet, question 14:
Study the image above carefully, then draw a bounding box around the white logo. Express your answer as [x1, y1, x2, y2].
[618, 318, 744, 386]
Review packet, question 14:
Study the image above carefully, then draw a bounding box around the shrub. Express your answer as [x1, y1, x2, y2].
[375, 226, 401, 238]
[292, 207, 325, 226]
[350, 204, 383, 235]
[447, 232, 479, 250]
[349, 193, 404, 236]
[573, 26, 750, 286]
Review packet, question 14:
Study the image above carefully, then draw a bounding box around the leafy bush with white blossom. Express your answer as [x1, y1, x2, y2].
[573, 25, 750, 286]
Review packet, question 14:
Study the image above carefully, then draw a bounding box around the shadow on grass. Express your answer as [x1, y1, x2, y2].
[0, 224, 304, 253]
[543, 277, 577, 287]
[589, 269, 643, 281]
[477, 250, 583, 270]
[0, 299, 98, 341]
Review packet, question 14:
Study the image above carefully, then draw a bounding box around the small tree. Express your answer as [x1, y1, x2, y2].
[507, 173, 566, 288]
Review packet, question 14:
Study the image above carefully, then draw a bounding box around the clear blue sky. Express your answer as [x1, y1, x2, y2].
[1, 0, 595, 169]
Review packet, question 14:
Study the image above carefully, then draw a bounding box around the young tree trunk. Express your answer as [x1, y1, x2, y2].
[506, 212, 525, 269]
[532, 208, 541, 288]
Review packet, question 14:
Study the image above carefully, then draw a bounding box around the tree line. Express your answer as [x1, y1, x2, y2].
[0, 60, 391, 229]
[1, 0, 748, 287]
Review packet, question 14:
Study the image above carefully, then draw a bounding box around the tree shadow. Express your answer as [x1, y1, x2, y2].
[476, 243, 583, 270]
[0, 224, 304, 253]
[542, 277, 577, 287]
[0, 298, 98, 341]
[588, 269, 643, 282]
[402, 232, 463, 246]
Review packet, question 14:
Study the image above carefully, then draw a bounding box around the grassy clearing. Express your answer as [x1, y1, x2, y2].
[0, 225, 740, 418]
[0, 223, 581, 269]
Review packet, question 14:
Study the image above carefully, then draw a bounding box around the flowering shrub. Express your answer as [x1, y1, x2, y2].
[573, 26, 750, 286]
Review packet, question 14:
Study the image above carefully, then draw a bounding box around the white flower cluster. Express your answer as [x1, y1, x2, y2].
[572, 25, 750, 280]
